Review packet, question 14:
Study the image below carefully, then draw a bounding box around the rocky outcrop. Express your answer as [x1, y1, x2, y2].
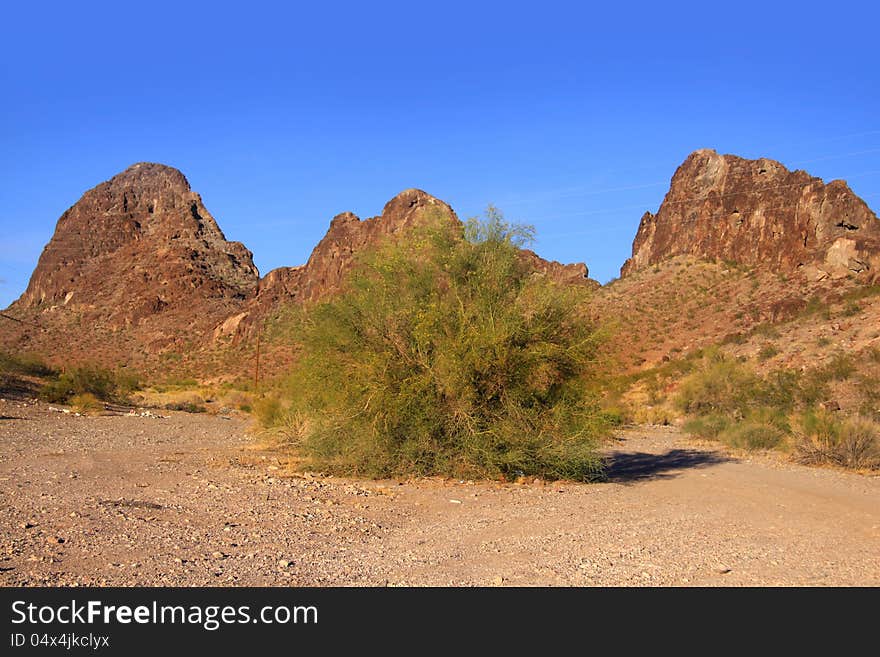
[520, 250, 592, 286]
[275, 188, 460, 303]
[621, 149, 880, 280]
[14, 162, 259, 324]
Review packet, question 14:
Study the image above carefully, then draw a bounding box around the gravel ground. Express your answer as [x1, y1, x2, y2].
[1, 398, 878, 586]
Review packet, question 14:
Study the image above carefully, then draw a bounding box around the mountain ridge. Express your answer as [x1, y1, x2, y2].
[3, 151, 878, 379]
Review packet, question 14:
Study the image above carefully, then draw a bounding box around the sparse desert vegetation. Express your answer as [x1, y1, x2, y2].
[261, 211, 610, 480]
[676, 349, 880, 469]
[2, 0, 880, 599]
[1, 143, 879, 592]
[38, 364, 140, 406]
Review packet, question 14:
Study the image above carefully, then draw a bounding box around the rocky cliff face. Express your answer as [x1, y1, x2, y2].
[14, 162, 259, 324]
[621, 149, 880, 280]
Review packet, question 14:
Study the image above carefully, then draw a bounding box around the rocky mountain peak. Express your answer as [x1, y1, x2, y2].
[621, 149, 880, 280]
[13, 162, 259, 320]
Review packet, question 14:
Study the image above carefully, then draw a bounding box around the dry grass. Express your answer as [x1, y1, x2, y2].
[795, 412, 880, 470]
[70, 392, 103, 415]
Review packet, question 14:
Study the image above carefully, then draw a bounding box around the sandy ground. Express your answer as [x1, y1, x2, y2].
[1, 398, 878, 586]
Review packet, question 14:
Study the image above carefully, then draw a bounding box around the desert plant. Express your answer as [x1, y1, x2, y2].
[795, 411, 880, 469]
[39, 364, 140, 404]
[721, 408, 789, 450]
[70, 392, 103, 414]
[164, 401, 207, 413]
[268, 208, 609, 480]
[254, 395, 284, 427]
[682, 413, 731, 440]
[758, 344, 780, 362]
[821, 352, 856, 381]
[675, 352, 762, 416]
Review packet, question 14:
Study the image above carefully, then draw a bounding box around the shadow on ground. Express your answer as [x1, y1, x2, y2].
[0, 374, 40, 402]
[604, 448, 733, 483]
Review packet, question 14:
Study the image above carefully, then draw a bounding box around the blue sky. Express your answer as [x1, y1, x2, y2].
[1, 1, 878, 308]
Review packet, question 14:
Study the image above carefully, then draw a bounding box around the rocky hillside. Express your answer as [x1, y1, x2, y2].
[596, 150, 880, 378]
[3, 151, 877, 382]
[621, 149, 880, 281]
[2, 166, 593, 376]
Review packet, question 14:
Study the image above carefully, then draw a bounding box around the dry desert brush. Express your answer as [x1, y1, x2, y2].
[267, 209, 610, 480]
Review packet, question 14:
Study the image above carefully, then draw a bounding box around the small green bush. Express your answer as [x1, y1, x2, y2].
[164, 401, 207, 413]
[753, 324, 781, 340]
[821, 352, 855, 381]
[678, 353, 800, 451]
[70, 392, 103, 415]
[268, 208, 609, 481]
[802, 295, 826, 317]
[683, 413, 730, 439]
[684, 408, 787, 450]
[721, 409, 789, 450]
[254, 395, 284, 427]
[39, 364, 140, 404]
[758, 344, 779, 362]
[676, 352, 763, 416]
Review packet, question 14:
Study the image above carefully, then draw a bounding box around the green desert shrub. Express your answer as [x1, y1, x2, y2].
[819, 352, 856, 382]
[254, 395, 284, 427]
[269, 208, 610, 480]
[682, 413, 731, 440]
[721, 408, 789, 450]
[795, 411, 880, 470]
[678, 351, 803, 415]
[40, 364, 140, 404]
[757, 343, 779, 362]
[678, 353, 798, 450]
[684, 409, 787, 450]
[70, 392, 104, 415]
[163, 401, 207, 413]
[675, 351, 763, 416]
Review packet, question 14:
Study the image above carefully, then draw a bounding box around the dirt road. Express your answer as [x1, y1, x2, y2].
[1, 398, 878, 586]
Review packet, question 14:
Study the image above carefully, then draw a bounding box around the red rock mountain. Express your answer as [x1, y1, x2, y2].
[2, 163, 263, 370]
[4, 153, 877, 377]
[621, 149, 880, 281]
[14, 162, 259, 324]
[3, 166, 593, 371]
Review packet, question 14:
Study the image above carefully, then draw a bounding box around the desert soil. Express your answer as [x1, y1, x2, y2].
[1, 398, 878, 586]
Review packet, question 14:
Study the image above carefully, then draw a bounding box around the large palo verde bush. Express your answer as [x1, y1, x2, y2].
[269, 208, 610, 480]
